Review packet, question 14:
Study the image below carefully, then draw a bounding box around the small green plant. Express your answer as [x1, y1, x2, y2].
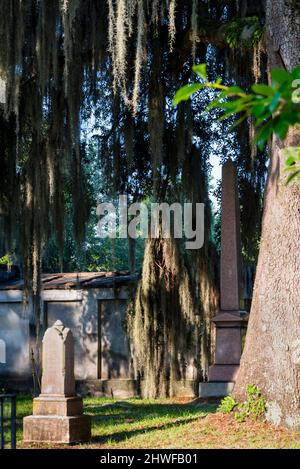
[234, 384, 267, 422]
[282, 146, 300, 184]
[0, 253, 13, 268]
[218, 385, 267, 423]
[218, 395, 238, 413]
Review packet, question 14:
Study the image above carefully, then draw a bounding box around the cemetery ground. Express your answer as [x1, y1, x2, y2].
[10, 395, 300, 449]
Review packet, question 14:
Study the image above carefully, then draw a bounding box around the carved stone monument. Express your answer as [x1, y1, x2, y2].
[209, 158, 248, 383]
[199, 158, 248, 398]
[23, 320, 91, 444]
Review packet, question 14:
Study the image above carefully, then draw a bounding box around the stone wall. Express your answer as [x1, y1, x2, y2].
[0, 302, 30, 378]
[0, 287, 132, 385]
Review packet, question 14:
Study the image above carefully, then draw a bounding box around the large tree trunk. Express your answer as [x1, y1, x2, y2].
[234, 0, 300, 428]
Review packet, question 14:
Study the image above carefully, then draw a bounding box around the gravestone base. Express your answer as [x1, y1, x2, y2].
[33, 395, 83, 416]
[199, 381, 235, 398]
[208, 364, 240, 382]
[77, 378, 139, 398]
[209, 310, 248, 382]
[23, 414, 91, 444]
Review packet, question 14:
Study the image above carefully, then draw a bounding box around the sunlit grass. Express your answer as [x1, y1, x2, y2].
[8, 395, 300, 449]
[83, 397, 215, 447]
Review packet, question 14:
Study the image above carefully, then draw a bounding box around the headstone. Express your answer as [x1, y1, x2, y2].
[208, 158, 248, 383]
[23, 320, 91, 444]
[40, 320, 75, 396]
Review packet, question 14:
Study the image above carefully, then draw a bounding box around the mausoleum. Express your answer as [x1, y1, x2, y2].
[0, 270, 140, 397]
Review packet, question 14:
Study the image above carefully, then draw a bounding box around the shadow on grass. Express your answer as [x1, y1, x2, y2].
[90, 415, 205, 444]
[84, 401, 217, 445]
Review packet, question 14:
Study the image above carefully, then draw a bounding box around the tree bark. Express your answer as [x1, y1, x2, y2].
[234, 0, 300, 428]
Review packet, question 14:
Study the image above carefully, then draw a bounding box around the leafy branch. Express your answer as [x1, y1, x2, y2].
[173, 64, 300, 184]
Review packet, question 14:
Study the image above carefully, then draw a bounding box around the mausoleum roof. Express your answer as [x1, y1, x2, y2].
[0, 269, 139, 290]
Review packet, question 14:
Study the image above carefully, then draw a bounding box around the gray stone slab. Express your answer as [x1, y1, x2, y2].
[199, 381, 235, 398]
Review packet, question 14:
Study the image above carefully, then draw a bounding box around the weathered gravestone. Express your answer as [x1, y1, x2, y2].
[23, 320, 91, 444]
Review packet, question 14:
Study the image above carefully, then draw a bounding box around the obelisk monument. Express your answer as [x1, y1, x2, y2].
[208, 158, 248, 383]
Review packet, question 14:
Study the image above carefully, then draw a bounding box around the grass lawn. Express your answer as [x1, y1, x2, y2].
[7, 395, 300, 449]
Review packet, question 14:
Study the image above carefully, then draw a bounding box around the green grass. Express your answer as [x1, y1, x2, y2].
[84, 397, 215, 448]
[3, 395, 300, 449]
[1, 394, 32, 448]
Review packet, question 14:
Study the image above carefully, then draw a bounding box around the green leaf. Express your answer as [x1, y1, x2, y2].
[269, 92, 281, 113]
[277, 81, 292, 100]
[257, 122, 273, 150]
[285, 156, 296, 167]
[207, 99, 239, 111]
[219, 110, 239, 121]
[278, 111, 300, 126]
[282, 146, 300, 161]
[255, 114, 270, 127]
[285, 169, 300, 185]
[252, 84, 275, 96]
[274, 119, 289, 140]
[192, 63, 207, 81]
[206, 99, 223, 111]
[292, 66, 300, 80]
[222, 85, 246, 96]
[173, 83, 202, 105]
[271, 68, 290, 86]
[252, 104, 268, 118]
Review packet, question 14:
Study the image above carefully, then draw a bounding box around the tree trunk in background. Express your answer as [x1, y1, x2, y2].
[234, 0, 300, 428]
